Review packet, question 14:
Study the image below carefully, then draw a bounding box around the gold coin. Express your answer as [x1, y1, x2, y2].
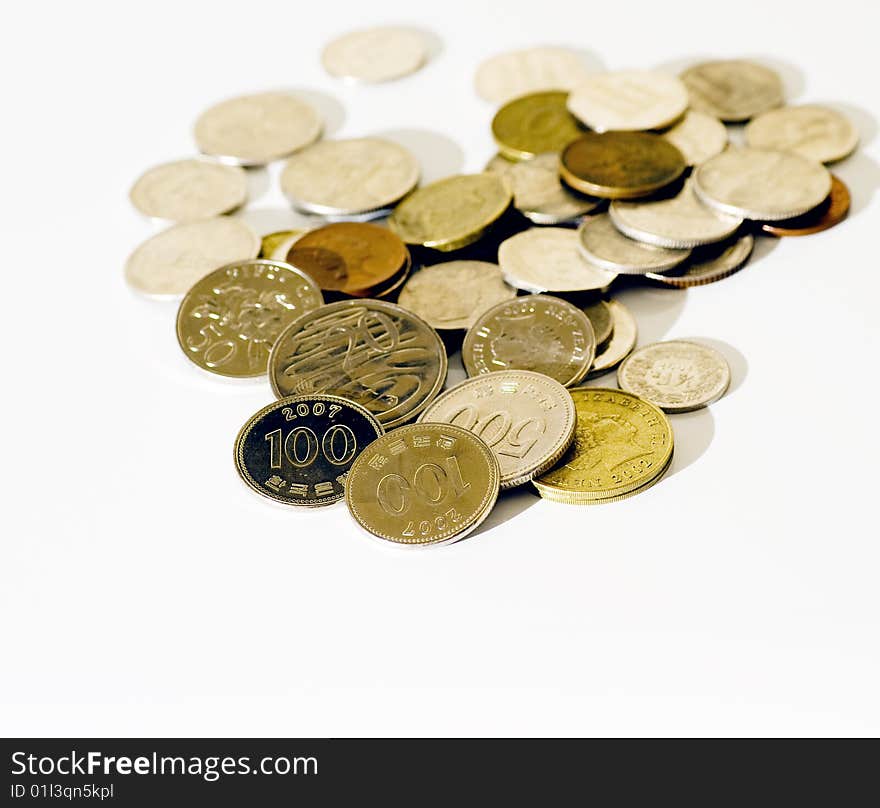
[582, 299, 613, 346]
[560, 132, 686, 199]
[176, 259, 323, 378]
[388, 174, 512, 251]
[345, 423, 500, 547]
[587, 300, 638, 378]
[260, 229, 306, 258]
[491, 91, 583, 161]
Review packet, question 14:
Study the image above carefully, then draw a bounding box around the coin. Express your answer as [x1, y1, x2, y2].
[474, 46, 592, 105]
[498, 228, 617, 293]
[693, 147, 832, 220]
[345, 423, 500, 547]
[129, 158, 247, 222]
[759, 175, 850, 237]
[396, 260, 517, 330]
[321, 27, 426, 83]
[260, 229, 306, 258]
[681, 60, 784, 122]
[618, 340, 730, 413]
[660, 110, 728, 166]
[581, 299, 613, 346]
[388, 173, 511, 251]
[235, 394, 383, 507]
[577, 214, 691, 274]
[417, 370, 577, 488]
[645, 234, 754, 287]
[609, 179, 743, 248]
[194, 92, 322, 166]
[462, 294, 595, 387]
[745, 105, 859, 164]
[124, 218, 260, 297]
[560, 131, 686, 199]
[567, 70, 689, 132]
[586, 300, 638, 378]
[533, 387, 673, 502]
[269, 299, 447, 428]
[491, 91, 583, 161]
[280, 138, 419, 216]
[176, 259, 323, 378]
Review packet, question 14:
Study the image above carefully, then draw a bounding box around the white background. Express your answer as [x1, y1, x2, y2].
[3, 0, 879, 737]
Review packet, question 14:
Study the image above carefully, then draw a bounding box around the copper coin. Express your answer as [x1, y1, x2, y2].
[759, 175, 850, 237]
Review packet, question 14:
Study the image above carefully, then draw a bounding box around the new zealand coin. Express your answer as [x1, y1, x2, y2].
[417, 371, 576, 488]
[176, 259, 323, 378]
[586, 300, 637, 378]
[194, 92, 322, 166]
[581, 299, 613, 346]
[463, 295, 595, 387]
[681, 60, 784, 122]
[759, 175, 850, 237]
[567, 70, 689, 132]
[260, 229, 306, 259]
[609, 179, 743, 248]
[646, 234, 754, 287]
[618, 340, 730, 413]
[235, 395, 383, 507]
[745, 105, 859, 164]
[129, 158, 247, 223]
[693, 147, 831, 220]
[322, 27, 426, 83]
[560, 132, 686, 199]
[660, 110, 728, 167]
[280, 138, 419, 216]
[498, 228, 617, 293]
[124, 218, 260, 297]
[491, 91, 583, 161]
[269, 299, 447, 428]
[388, 173, 511, 251]
[577, 214, 691, 274]
[346, 423, 500, 547]
[475, 46, 592, 105]
[397, 260, 517, 331]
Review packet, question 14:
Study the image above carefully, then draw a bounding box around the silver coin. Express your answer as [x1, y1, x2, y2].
[693, 147, 832, 220]
[322, 27, 426, 83]
[660, 110, 728, 166]
[744, 104, 859, 164]
[586, 299, 637, 378]
[577, 214, 690, 274]
[194, 92, 322, 166]
[474, 47, 592, 105]
[646, 234, 754, 288]
[681, 60, 783, 122]
[124, 218, 260, 298]
[618, 340, 730, 413]
[280, 137, 419, 216]
[498, 227, 617, 293]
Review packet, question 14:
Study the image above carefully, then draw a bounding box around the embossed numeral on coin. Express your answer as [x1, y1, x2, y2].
[342, 310, 399, 369]
[265, 424, 358, 469]
[446, 406, 546, 459]
[376, 456, 470, 516]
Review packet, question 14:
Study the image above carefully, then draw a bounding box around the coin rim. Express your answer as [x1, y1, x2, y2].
[645, 234, 754, 287]
[577, 215, 691, 274]
[586, 300, 638, 378]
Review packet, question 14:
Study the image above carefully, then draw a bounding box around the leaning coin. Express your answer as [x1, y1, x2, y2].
[235, 395, 383, 507]
[417, 370, 576, 488]
[124, 218, 260, 297]
[475, 46, 592, 105]
[194, 92, 322, 166]
[660, 110, 728, 167]
[260, 229, 306, 259]
[463, 295, 595, 387]
[176, 259, 323, 378]
[618, 340, 730, 413]
[759, 175, 850, 237]
[745, 105, 859, 164]
[578, 214, 691, 274]
[322, 27, 427, 83]
[681, 60, 784, 122]
[646, 234, 754, 288]
[586, 300, 638, 378]
[491, 91, 583, 161]
[693, 147, 832, 220]
[129, 158, 247, 223]
[269, 299, 447, 428]
[581, 299, 614, 346]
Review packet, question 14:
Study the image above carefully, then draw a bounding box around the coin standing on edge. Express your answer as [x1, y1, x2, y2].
[491, 91, 583, 161]
[646, 234, 754, 287]
[577, 214, 691, 274]
[586, 300, 638, 378]
[745, 105, 859, 164]
[759, 175, 850, 237]
[474, 46, 592, 105]
[661, 110, 728, 167]
[681, 60, 784, 122]
[235, 394, 384, 507]
[345, 423, 500, 547]
[322, 27, 426, 82]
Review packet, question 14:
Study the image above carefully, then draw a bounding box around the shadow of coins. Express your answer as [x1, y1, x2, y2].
[744, 232, 779, 269]
[835, 151, 880, 218]
[376, 128, 465, 184]
[614, 283, 688, 345]
[396, 26, 443, 63]
[665, 408, 715, 479]
[469, 486, 540, 538]
[277, 87, 346, 137]
[681, 337, 749, 398]
[232, 206, 313, 236]
[564, 45, 607, 74]
[747, 54, 806, 100]
[243, 165, 270, 204]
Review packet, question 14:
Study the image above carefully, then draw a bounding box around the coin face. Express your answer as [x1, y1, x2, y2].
[280, 138, 419, 216]
[581, 299, 613, 346]
[681, 60, 784, 122]
[745, 105, 859, 164]
[609, 179, 743, 248]
[417, 371, 576, 488]
[759, 175, 849, 237]
[491, 91, 583, 161]
[498, 228, 617, 293]
[176, 259, 323, 378]
[269, 299, 447, 428]
[660, 110, 728, 166]
[474, 46, 592, 105]
[646, 234, 754, 287]
[577, 214, 691, 274]
[618, 340, 730, 413]
[235, 395, 383, 507]
[397, 260, 517, 330]
[124, 218, 260, 297]
[560, 132, 686, 199]
[567, 70, 689, 132]
[129, 158, 247, 222]
[587, 300, 638, 378]
[194, 92, 322, 166]
[321, 27, 426, 82]
[388, 174, 511, 251]
[260, 229, 306, 258]
[693, 147, 832, 220]
[463, 295, 595, 387]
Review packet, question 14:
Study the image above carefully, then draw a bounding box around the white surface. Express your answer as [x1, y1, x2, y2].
[3, 0, 880, 737]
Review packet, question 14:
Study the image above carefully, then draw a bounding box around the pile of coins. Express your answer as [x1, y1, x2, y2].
[125, 31, 859, 546]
